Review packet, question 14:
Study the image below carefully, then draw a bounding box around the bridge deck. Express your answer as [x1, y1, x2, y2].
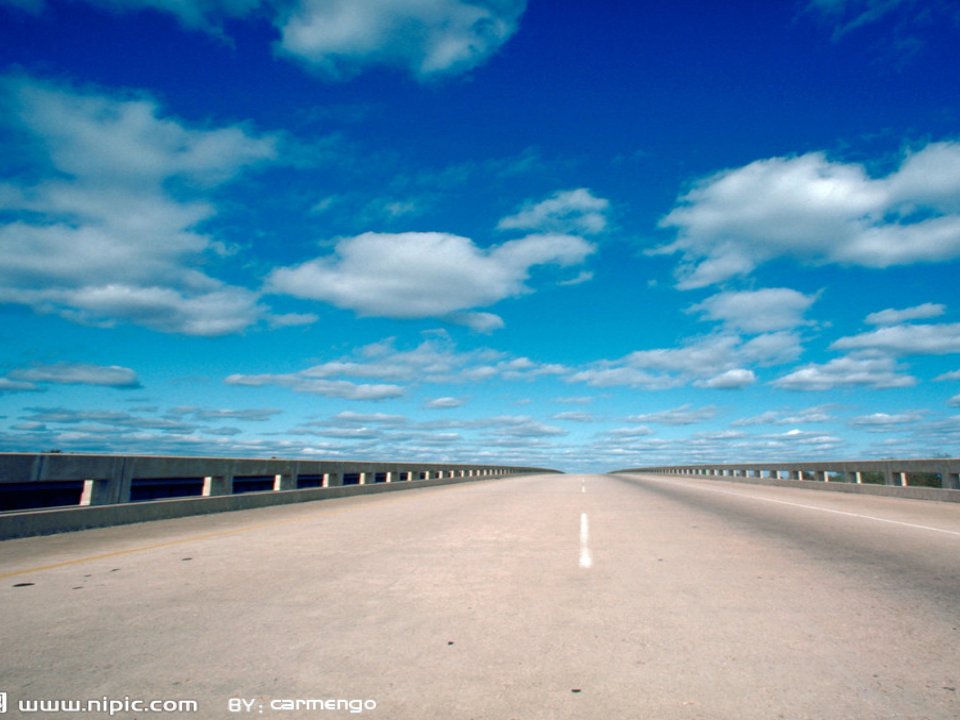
[2, 473, 959, 719]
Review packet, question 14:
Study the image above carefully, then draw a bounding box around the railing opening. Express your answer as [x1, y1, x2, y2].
[130, 477, 204, 502]
[233, 476, 275, 494]
[296, 474, 324, 489]
[0, 481, 85, 511]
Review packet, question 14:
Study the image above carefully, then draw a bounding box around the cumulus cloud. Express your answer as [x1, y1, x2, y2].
[694, 368, 756, 389]
[656, 142, 960, 288]
[0, 75, 277, 335]
[772, 354, 916, 390]
[225, 334, 568, 398]
[569, 332, 800, 389]
[850, 411, 925, 431]
[267, 231, 594, 322]
[3, 0, 525, 79]
[275, 0, 527, 79]
[497, 188, 611, 235]
[865, 303, 946, 325]
[449, 311, 506, 333]
[832, 323, 960, 355]
[690, 288, 818, 333]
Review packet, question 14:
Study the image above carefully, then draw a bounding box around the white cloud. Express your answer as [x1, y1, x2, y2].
[866, 303, 946, 325]
[275, 0, 527, 79]
[226, 373, 405, 401]
[690, 288, 818, 333]
[950, 395, 960, 408]
[42, 0, 262, 29]
[832, 323, 960, 355]
[733, 405, 835, 426]
[9, 363, 141, 388]
[807, 0, 906, 33]
[772, 354, 916, 391]
[267, 231, 593, 322]
[49, 285, 264, 336]
[170, 406, 282, 421]
[426, 396, 464, 409]
[851, 411, 925, 431]
[806, 0, 960, 40]
[558, 270, 594, 286]
[497, 188, 611, 235]
[555, 396, 594, 405]
[0, 378, 39, 393]
[935, 370, 960, 381]
[3, 0, 525, 79]
[449, 311, 506, 333]
[481, 415, 566, 440]
[605, 425, 654, 438]
[656, 142, 960, 288]
[553, 411, 595, 422]
[328, 411, 408, 425]
[569, 332, 800, 389]
[225, 334, 568, 398]
[627, 404, 717, 426]
[0, 75, 277, 335]
[695, 368, 756, 389]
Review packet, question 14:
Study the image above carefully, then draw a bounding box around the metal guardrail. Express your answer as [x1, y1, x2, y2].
[0, 453, 558, 538]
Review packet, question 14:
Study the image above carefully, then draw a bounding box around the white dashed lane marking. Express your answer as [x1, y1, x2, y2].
[579, 512, 592, 569]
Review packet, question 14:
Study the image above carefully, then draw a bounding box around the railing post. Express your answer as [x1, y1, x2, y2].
[945, 471, 960, 489]
[273, 473, 297, 491]
[79, 478, 116, 506]
[203, 475, 232, 496]
[81, 458, 134, 505]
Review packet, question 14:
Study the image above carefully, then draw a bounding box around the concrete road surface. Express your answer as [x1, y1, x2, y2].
[2, 473, 959, 719]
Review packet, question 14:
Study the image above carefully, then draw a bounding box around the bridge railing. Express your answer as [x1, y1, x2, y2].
[613, 459, 960, 502]
[615, 458, 960, 488]
[0, 452, 557, 539]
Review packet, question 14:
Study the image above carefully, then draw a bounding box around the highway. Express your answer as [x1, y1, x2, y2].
[2, 472, 960, 719]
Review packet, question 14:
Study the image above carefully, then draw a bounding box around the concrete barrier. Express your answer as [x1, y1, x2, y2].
[613, 458, 960, 503]
[0, 453, 558, 539]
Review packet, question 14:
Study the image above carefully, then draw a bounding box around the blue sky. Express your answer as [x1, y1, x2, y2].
[1, 0, 959, 472]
